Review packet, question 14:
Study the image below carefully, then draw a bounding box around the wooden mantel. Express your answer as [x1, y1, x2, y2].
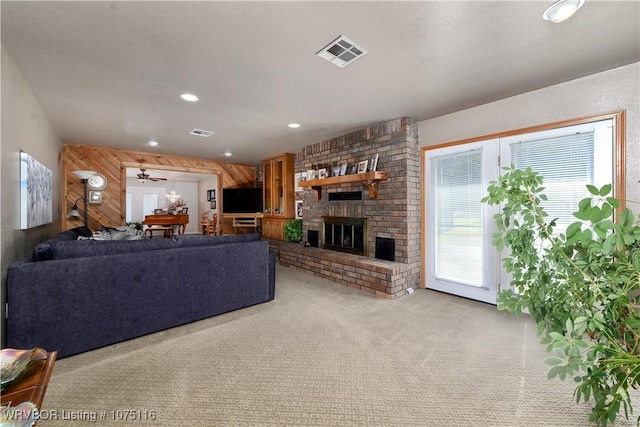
[299, 171, 388, 200]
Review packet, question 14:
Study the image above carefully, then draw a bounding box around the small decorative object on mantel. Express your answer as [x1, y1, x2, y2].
[294, 172, 303, 192]
[369, 153, 379, 172]
[306, 169, 316, 180]
[357, 160, 368, 174]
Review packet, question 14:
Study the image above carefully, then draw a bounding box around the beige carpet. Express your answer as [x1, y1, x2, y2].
[38, 263, 639, 426]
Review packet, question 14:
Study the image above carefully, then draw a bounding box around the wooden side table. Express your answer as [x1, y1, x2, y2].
[1, 350, 58, 410]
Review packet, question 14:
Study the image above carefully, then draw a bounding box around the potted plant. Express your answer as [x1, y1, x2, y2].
[283, 219, 303, 243]
[482, 166, 639, 426]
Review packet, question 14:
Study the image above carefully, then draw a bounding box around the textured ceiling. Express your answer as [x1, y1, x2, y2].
[2, 1, 639, 164]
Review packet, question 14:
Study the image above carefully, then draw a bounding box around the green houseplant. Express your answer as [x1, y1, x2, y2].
[283, 219, 303, 243]
[482, 166, 640, 426]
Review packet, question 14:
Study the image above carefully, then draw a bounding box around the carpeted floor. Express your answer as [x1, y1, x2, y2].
[38, 263, 639, 426]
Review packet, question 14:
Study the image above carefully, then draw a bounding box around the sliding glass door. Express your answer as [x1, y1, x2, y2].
[424, 118, 614, 304]
[424, 140, 499, 304]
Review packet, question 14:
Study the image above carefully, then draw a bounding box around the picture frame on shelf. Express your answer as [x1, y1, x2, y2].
[318, 168, 328, 179]
[369, 153, 379, 172]
[306, 169, 316, 180]
[332, 166, 341, 177]
[340, 163, 348, 176]
[295, 200, 303, 219]
[350, 164, 358, 175]
[154, 208, 164, 214]
[168, 207, 177, 215]
[89, 190, 102, 204]
[294, 172, 303, 192]
[357, 160, 368, 174]
[181, 207, 189, 214]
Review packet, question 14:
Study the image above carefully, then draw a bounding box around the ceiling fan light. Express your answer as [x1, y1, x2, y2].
[148, 140, 159, 147]
[542, 0, 585, 23]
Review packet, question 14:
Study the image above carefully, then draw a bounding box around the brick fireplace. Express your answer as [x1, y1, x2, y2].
[321, 216, 367, 256]
[276, 117, 421, 299]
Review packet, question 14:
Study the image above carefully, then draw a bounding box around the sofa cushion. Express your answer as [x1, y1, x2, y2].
[32, 230, 80, 261]
[175, 233, 261, 247]
[51, 237, 180, 260]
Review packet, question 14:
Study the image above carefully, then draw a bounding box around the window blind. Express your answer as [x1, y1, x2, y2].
[431, 150, 484, 286]
[510, 131, 594, 232]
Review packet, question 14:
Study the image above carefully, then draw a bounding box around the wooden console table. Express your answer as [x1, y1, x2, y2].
[222, 213, 263, 233]
[1, 350, 58, 410]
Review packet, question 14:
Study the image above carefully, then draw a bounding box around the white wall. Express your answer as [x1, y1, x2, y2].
[126, 179, 202, 234]
[419, 63, 640, 212]
[1, 46, 63, 343]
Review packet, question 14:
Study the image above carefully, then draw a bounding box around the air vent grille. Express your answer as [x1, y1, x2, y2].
[316, 35, 367, 68]
[190, 129, 213, 137]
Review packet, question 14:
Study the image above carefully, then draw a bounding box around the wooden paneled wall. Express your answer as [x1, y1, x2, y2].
[63, 144, 256, 231]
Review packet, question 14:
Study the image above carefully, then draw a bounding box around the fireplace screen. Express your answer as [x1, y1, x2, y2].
[321, 216, 368, 256]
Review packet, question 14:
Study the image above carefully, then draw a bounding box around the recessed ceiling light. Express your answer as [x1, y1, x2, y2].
[224, 151, 233, 157]
[542, 0, 585, 23]
[180, 93, 199, 102]
[148, 140, 159, 147]
[288, 123, 301, 129]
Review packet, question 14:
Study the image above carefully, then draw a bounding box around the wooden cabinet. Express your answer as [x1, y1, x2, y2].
[262, 218, 287, 241]
[262, 153, 295, 240]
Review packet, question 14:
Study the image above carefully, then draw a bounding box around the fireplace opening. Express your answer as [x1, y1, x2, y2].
[321, 216, 368, 256]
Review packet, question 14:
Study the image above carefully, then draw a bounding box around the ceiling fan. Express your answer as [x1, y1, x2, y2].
[136, 168, 167, 182]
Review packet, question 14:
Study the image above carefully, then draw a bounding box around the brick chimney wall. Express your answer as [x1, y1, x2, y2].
[280, 117, 421, 297]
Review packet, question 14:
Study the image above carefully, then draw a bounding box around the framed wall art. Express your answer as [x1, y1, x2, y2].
[20, 151, 53, 229]
[295, 200, 303, 219]
[89, 190, 102, 204]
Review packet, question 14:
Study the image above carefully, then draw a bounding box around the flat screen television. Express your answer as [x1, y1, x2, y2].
[222, 187, 263, 214]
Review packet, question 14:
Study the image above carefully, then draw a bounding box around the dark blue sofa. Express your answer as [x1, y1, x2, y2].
[6, 231, 275, 358]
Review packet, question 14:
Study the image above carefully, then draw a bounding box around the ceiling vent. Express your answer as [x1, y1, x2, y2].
[190, 129, 213, 137]
[316, 35, 367, 68]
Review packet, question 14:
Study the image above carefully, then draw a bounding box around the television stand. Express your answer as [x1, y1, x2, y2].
[222, 213, 263, 233]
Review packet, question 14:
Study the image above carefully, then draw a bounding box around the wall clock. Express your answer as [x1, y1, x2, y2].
[87, 173, 107, 190]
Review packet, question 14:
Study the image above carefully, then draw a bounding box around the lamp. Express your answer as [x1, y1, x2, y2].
[67, 197, 85, 219]
[69, 170, 96, 226]
[542, 0, 585, 23]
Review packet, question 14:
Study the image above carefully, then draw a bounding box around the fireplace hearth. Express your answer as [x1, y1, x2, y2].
[321, 216, 368, 256]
